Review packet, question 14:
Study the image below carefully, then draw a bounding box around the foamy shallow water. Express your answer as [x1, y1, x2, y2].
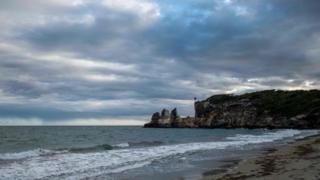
[0, 129, 318, 180]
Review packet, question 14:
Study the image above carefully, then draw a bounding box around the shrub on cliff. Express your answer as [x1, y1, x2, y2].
[206, 89, 320, 117]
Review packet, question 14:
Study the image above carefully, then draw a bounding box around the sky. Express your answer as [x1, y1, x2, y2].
[0, 0, 320, 125]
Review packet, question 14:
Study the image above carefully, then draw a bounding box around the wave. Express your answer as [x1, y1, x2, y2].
[112, 141, 164, 148]
[0, 148, 67, 160]
[129, 140, 164, 147]
[68, 144, 113, 153]
[65, 140, 164, 152]
[112, 143, 130, 148]
[226, 129, 300, 142]
[0, 129, 315, 180]
[0, 140, 165, 161]
[0, 144, 113, 161]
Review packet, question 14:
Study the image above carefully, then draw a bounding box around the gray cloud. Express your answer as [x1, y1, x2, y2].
[0, 0, 320, 125]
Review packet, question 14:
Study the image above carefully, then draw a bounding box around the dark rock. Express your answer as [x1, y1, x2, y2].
[170, 108, 178, 121]
[151, 112, 160, 122]
[144, 108, 178, 128]
[161, 109, 170, 119]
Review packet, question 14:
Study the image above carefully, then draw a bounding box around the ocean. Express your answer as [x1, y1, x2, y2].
[0, 126, 318, 180]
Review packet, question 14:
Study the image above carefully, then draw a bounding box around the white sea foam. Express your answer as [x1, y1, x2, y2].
[227, 129, 301, 142]
[113, 142, 130, 148]
[0, 129, 314, 180]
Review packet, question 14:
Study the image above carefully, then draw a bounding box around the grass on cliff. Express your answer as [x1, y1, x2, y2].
[206, 89, 320, 117]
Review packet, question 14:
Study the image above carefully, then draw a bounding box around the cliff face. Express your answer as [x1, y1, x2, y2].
[144, 90, 320, 129]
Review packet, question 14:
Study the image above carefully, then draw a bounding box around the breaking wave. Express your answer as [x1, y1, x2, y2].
[68, 144, 113, 153]
[0, 148, 67, 160]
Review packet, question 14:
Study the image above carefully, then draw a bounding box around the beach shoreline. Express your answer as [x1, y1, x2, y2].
[202, 133, 320, 180]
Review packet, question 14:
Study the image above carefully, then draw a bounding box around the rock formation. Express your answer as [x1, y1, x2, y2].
[144, 90, 320, 129]
[144, 108, 197, 128]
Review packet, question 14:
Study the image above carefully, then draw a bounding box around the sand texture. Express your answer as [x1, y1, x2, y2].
[203, 135, 320, 180]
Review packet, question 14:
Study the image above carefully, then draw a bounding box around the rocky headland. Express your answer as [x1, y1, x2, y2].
[144, 90, 320, 129]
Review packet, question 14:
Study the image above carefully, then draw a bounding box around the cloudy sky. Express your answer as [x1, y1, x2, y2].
[0, 0, 320, 125]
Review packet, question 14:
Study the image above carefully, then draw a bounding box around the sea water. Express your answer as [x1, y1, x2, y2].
[0, 126, 318, 179]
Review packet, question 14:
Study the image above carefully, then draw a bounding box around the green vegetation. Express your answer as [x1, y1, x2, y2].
[206, 94, 236, 104]
[206, 90, 320, 117]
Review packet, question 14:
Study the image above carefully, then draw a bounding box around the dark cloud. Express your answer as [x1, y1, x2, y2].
[0, 0, 319, 124]
[141, 0, 320, 79]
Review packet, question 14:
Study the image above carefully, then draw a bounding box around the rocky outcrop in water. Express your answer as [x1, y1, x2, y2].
[144, 90, 320, 129]
[144, 108, 197, 128]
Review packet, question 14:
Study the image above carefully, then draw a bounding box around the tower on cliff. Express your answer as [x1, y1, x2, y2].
[193, 97, 197, 119]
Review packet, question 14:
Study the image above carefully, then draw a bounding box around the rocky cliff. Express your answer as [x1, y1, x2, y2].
[144, 90, 320, 129]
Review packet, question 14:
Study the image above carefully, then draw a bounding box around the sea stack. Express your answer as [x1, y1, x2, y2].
[144, 108, 197, 128]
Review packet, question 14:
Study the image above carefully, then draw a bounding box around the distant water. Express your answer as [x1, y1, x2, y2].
[0, 126, 318, 180]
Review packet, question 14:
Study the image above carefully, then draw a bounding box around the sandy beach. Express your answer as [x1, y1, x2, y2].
[203, 134, 320, 180]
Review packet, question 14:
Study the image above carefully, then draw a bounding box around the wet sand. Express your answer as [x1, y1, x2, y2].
[202, 134, 320, 180]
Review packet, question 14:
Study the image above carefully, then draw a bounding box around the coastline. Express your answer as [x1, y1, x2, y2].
[202, 133, 320, 180]
[1, 127, 318, 179]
